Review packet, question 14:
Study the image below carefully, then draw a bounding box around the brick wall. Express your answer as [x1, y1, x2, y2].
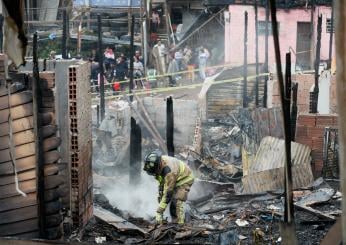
[295, 114, 338, 176]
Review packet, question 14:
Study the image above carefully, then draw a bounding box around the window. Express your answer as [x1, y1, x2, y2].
[258, 21, 279, 35]
[326, 18, 335, 33]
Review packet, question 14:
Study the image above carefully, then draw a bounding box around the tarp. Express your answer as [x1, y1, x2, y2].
[74, 0, 141, 7]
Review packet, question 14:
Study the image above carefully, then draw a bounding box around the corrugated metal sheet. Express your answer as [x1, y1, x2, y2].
[74, 0, 141, 7]
[242, 136, 314, 193]
[206, 64, 266, 119]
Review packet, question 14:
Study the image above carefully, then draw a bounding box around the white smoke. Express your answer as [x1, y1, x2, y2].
[103, 172, 158, 220]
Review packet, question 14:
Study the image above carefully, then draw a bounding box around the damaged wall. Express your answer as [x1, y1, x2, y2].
[0, 55, 65, 239]
[271, 71, 337, 114]
[295, 114, 338, 176]
[142, 97, 198, 147]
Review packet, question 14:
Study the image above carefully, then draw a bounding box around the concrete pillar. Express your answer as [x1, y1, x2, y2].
[335, 0, 346, 241]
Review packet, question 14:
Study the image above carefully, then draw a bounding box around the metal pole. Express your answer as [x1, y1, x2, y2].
[310, 15, 322, 113]
[33, 32, 46, 239]
[243, 11, 248, 108]
[97, 14, 105, 121]
[166, 96, 174, 156]
[62, 9, 67, 59]
[255, 1, 259, 107]
[328, 0, 335, 68]
[129, 15, 135, 102]
[263, 0, 269, 108]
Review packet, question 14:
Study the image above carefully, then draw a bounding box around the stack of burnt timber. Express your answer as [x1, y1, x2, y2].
[0, 55, 65, 238]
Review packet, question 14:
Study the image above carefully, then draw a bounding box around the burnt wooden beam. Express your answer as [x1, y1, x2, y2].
[291, 83, 298, 141]
[269, 2, 296, 242]
[255, 1, 259, 107]
[97, 14, 105, 121]
[166, 96, 174, 156]
[130, 117, 142, 185]
[243, 11, 248, 108]
[129, 15, 135, 102]
[310, 15, 322, 113]
[263, 0, 269, 108]
[62, 10, 68, 59]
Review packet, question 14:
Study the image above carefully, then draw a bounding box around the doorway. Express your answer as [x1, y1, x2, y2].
[296, 22, 312, 70]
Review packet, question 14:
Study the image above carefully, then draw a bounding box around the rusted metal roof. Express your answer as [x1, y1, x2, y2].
[242, 136, 314, 193]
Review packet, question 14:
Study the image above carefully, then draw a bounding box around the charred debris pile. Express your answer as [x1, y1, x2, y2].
[76, 103, 342, 244]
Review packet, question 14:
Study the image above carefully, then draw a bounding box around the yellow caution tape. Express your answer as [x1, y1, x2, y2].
[90, 63, 237, 88]
[91, 73, 270, 102]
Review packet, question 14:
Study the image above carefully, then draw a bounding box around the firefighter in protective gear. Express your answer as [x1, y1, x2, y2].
[143, 150, 194, 225]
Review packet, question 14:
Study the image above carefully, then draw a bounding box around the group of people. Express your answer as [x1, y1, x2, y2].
[90, 47, 147, 94]
[152, 41, 211, 86]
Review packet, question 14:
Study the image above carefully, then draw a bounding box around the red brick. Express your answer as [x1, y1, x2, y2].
[315, 115, 337, 127]
[296, 126, 308, 137]
[297, 115, 316, 126]
[296, 137, 312, 147]
[307, 127, 324, 137]
[311, 137, 323, 150]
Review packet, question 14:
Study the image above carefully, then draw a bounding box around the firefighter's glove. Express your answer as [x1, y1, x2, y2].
[155, 212, 163, 224]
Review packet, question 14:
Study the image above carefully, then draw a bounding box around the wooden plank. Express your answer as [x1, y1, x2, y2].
[0, 91, 32, 110]
[0, 151, 60, 175]
[0, 175, 64, 199]
[0, 165, 59, 186]
[0, 138, 60, 164]
[0, 205, 38, 225]
[0, 192, 37, 212]
[0, 218, 38, 236]
[0, 84, 25, 97]
[94, 206, 147, 235]
[295, 204, 336, 221]
[0, 103, 33, 124]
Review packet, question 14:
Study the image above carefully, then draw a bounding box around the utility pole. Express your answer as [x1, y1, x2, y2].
[243, 11, 248, 108]
[166, 96, 174, 156]
[310, 15, 322, 113]
[97, 14, 105, 121]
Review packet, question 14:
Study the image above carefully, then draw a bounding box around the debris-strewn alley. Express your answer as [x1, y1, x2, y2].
[0, 0, 345, 245]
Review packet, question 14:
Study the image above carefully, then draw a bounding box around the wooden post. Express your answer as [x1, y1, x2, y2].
[263, 0, 269, 108]
[33, 32, 46, 239]
[335, 0, 346, 241]
[0, 14, 3, 53]
[269, 1, 297, 242]
[310, 15, 322, 113]
[164, 2, 171, 46]
[129, 15, 135, 102]
[243, 11, 248, 108]
[291, 83, 298, 141]
[130, 117, 141, 185]
[328, 0, 335, 68]
[166, 96, 174, 156]
[62, 9, 68, 59]
[255, 1, 259, 107]
[97, 14, 105, 121]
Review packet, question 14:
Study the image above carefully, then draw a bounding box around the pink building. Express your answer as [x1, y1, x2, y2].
[224, 4, 334, 71]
